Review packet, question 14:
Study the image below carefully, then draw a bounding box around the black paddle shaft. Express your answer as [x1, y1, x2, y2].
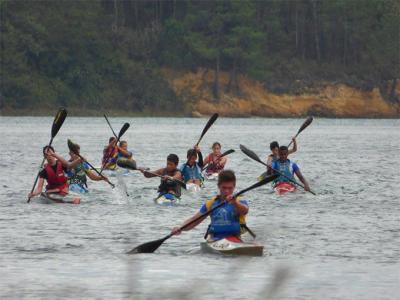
[104, 114, 118, 138]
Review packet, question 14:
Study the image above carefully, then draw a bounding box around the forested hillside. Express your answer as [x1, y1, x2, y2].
[1, 0, 399, 116]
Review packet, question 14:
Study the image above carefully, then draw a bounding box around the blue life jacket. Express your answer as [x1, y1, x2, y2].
[180, 162, 203, 182]
[206, 198, 244, 240]
[272, 159, 298, 184]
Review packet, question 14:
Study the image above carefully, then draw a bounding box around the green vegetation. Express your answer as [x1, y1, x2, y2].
[1, 0, 399, 114]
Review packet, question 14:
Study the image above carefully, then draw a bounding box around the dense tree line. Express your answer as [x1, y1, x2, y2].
[1, 0, 399, 112]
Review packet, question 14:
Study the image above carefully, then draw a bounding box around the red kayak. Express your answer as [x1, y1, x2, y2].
[274, 182, 296, 195]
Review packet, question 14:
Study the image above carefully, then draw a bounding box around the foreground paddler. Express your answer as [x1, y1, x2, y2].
[172, 170, 249, 239]
[140, 154, 183, 202]
[66, 142, 109, 193]
[28, 146, 80, 199]
[126, 172, 279, 255]
[272, 146, 311, 194]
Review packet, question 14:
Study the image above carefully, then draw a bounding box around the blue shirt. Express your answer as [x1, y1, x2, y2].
[271, 159, 299, 183]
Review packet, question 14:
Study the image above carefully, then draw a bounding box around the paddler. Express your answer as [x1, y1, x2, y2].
[66, 142, 108, 193]
[117, 140, 135, 161]
[203, 142, 227, 175]
[140, 154, 182, 198]
[271, 145, 311, 192]
[266, 138, 297, 175]
[171, 170, 249, 240]
[180, 146, 204, 186]
[102, 137, 119, 170]
[28, 146, 80, 198]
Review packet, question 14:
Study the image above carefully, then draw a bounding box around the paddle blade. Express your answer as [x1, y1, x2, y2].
[117, 158, 137, 170]
[220, 149, 235, 158]
[196, 113, 218, 146]
[235, 174, 279, 197]
[118, 123, 130, 139]
[127, 236, 168, 254]
[297, 116, 313, 134]
[240, 144, 267, 167]
[67, 139, 79, 155]
[51, 108, 67, 138]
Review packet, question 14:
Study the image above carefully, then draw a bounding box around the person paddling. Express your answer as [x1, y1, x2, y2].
[102, 137, 119, 170]
[271, 145, 310, 192]
[66, 143, 108, 193]
[140, 154, 182, 198]
[203, 142, 227, 176]
[171, 170, 249, 240]
[117, 140, 135, 161]
[180, 146, 204, 187]
[28, 146, 80, 198]
[266, 138, 297, 176]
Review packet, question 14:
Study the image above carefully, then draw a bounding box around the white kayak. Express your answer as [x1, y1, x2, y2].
[200, 236, 263, 256]
[38, 192, 81, 204]
[154, 193, 181, 206]
[204, 172, 218, 181]
[186, 183, 202, 193]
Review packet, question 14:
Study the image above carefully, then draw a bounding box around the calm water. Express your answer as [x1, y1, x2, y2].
[0, 117, 399, 300]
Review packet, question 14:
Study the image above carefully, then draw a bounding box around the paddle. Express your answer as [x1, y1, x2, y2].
[67, 139, 115, 188]
[27, 108, 68, 203]
[288, 116, 313, 148]
[240, 144, 316, 195]
[104, 114, 118, 138]
[201, 149, 235, 172]
[100, 122, 130, 174]
[195, 113, 219, 146]
[127, 174, 279, 254]
[117, 159, 187, 190]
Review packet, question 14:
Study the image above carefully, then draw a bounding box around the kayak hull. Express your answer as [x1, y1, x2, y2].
[274, 182, 296, 195]
[204, 172, 219, 181]
[186, 183, 202, 193]
[38, 192, 81, 204]
[154, 193, 180, 206]
[200, 236, 263, 256]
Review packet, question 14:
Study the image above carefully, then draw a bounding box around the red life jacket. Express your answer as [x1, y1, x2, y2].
[102, 145, 118, 166]
[206, 153, 224, 174]
[45, 161, 68, 191]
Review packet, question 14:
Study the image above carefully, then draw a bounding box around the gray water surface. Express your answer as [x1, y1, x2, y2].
[0, 117, 399, 299]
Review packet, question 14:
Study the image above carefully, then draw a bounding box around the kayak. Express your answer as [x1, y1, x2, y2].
[154, 193, 180, 206]
[200, 236, 263, 256]
[274, 182, 296, 195]
[186, 183, 202, 193]
[102, 168, 130, 177]
[38, 192, 81, 204]
[69, 183, 88, 194]
[204, 172, 218, 181]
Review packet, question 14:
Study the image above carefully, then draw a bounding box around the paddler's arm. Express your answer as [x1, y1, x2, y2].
[140, 168, 162, 178]
[171, 211, 207, 235]
[294, 169, 310, 192]
[288, 137, 297, 155]
[28, 177, 44, 198]
[86, 169, 108, 181]
[219, 156, 227, 167]
[51, 152, 81, 169]
[203, 154, 210, 165]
